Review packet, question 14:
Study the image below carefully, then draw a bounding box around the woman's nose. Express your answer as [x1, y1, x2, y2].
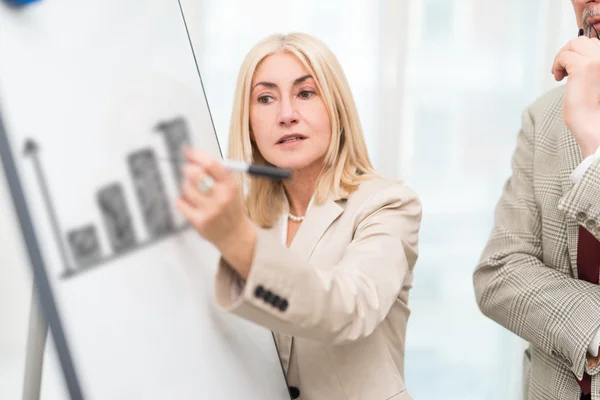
[278, 98, 298, 126]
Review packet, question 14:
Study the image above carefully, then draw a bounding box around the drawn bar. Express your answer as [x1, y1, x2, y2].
[127, 148, 175, 239]
[97, 183, 136, 253]
[66, 224, 102, 268]
[155, 116, 191, 187]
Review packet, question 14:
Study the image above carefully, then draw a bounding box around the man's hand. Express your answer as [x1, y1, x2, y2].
[552, 35, 600, 157]
[587, 351, 600, 370]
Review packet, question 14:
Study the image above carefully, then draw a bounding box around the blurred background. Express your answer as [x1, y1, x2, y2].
[0, 0, 580, 399]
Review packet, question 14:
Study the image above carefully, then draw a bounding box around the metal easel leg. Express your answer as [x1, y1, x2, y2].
[22, 281, 47, 400]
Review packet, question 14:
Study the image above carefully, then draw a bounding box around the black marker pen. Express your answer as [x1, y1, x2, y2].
[159, 157, 291, 180]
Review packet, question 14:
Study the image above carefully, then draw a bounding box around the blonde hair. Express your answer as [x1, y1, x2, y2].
[227, 32, 376, 228]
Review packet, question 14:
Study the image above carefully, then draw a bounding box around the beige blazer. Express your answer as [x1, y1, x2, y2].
[215, 178, 422, 400]
[474, 86, 600, 400]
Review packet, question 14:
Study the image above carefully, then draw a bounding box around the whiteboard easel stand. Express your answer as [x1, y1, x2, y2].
[0, 111, 85, 400]
[22, 285, 47, 400]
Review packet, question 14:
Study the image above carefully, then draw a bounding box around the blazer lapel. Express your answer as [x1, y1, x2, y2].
[559, 125, 583, 278]
[289, 198, 344, 262]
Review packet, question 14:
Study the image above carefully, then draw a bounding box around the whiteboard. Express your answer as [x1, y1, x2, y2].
[0, 1, 290, 399]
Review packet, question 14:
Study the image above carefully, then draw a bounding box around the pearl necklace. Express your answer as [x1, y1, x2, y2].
[288, 212, 305, 222]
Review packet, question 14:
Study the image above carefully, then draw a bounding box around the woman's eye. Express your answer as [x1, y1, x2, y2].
[298, 90, 315, 99]
[258, 95, 273, 104]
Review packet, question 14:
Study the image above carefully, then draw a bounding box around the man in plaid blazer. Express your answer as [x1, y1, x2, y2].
[474, 1, 600, 399]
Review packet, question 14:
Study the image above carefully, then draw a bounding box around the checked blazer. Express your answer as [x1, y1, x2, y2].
[474, 85, 600, 400]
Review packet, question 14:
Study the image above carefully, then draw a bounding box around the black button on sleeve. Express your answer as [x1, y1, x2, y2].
[254, 285, 264, 298]
[288, 386, 300, 399]
[263, 290, 273, 303]
[271, 295, 281, 307]
[279, 299, 289, 312]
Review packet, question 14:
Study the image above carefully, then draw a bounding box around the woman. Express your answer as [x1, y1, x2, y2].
[177, 32, 421, 400]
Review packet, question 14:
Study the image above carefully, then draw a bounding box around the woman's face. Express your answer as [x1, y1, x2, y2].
[249, 52, 332, 173]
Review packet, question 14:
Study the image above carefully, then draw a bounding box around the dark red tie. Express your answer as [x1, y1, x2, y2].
[575, 226, 600, 396]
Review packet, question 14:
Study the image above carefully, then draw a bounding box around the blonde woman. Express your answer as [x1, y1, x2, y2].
[177, 33, 422, 400]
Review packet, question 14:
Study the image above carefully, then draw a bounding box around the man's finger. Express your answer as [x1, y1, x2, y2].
[552, 50, 585, 81]
[551, 37, 593, 73]
[567, 35, 600, 57]
[591, 36, 600, 51]
[552, 41, 571, 75]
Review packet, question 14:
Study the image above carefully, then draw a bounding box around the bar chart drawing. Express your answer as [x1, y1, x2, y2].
[128, 148, 176, 238]
[67, 224, 102, 268]
[24, 116, 194, 280]
[97, 182, 137, 253]
[155, 116, 190, 188]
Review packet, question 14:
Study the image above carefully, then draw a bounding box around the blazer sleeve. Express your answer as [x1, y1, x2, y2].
[214, 184, 421, 346]
[474, 107, 600, 379]
[559, 155, 600, 232]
